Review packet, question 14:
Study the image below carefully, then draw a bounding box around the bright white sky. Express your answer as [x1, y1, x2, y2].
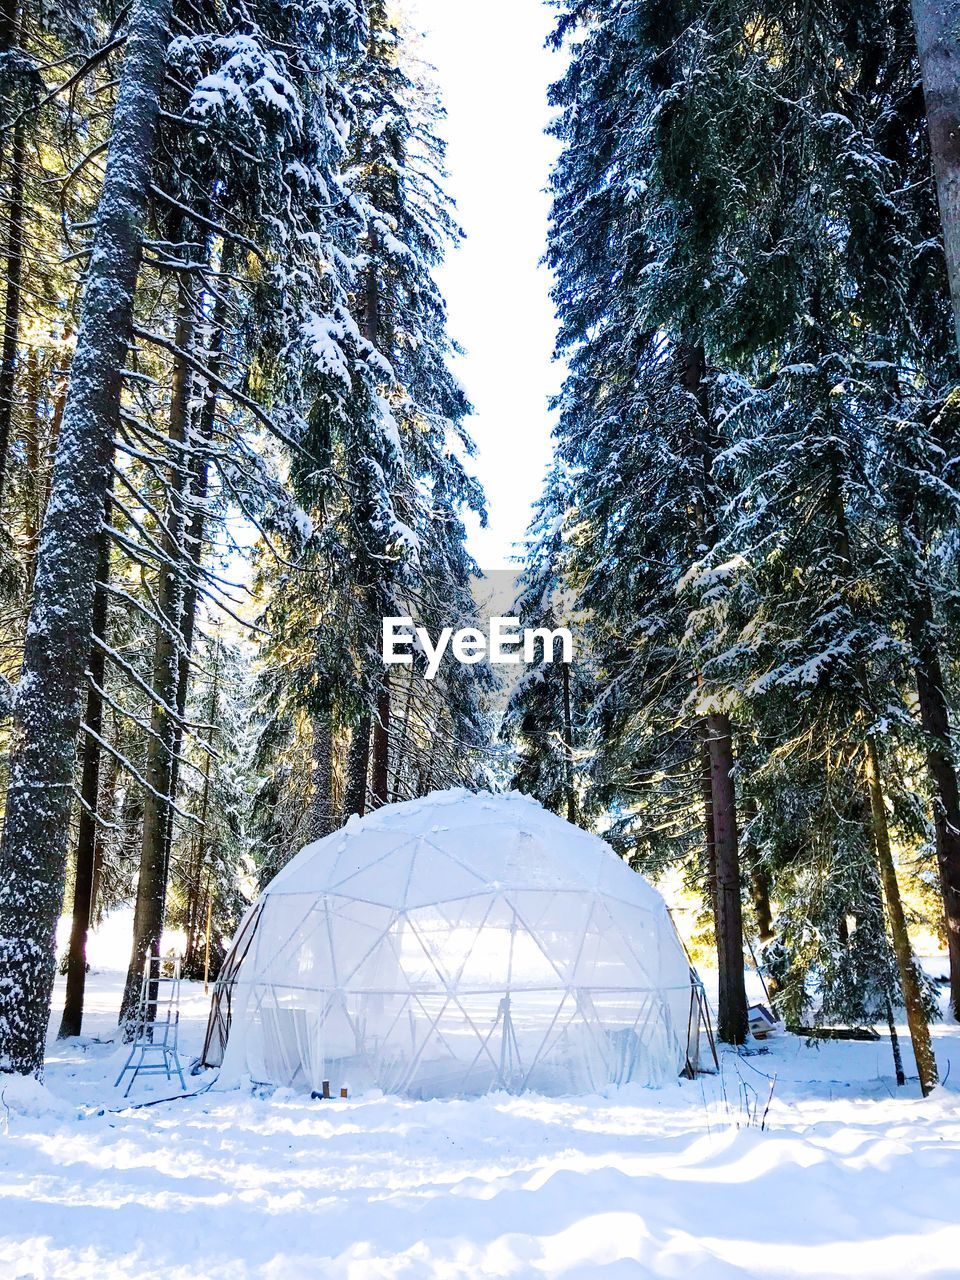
[408, 0, 565, 570]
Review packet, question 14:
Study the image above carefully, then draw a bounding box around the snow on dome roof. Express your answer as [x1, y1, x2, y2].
[267, 787, 666, 912]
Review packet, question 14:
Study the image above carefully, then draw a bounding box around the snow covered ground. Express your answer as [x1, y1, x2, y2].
[2, 961, 960, 1280]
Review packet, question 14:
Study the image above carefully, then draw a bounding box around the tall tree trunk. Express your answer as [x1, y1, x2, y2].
[308, 709, 334, 839]
[370, 679, 390, 808]
[364, 224, 380, 348]
[864, 734, 939, 1095]
[31, 325, 71, 560]
[0, 0, 171, 1077]
[120, 280, 196, 1028]
[742, 799, 774, 943]
[561, 661, 576, 824]
[344, 712, 371, 821]
[856, 835, 909, 1086]
[183, 828, 202, 969]
[90, 730, 119, 921]
[706, 711, 749, 1044]
[912, 0, 960, 358]
[827, 455, 938, 1092]
[909, 589, 960, 1020]
[21, 346, 43, 581]
[156, 251, 227, 948]
[0, 116, 26, 497]
[699, 729, 718, 921]
[135, 250, 225, 993]
[184, 650, 216, 972]
[360, 214, 388, 805]
[201, 873, 214, 992]
[57, 493, 111, 1038]
[681, 339, 749, 1044]
[885, 995, 907, 1088]
[183, 798, 207, 971]
[748, 856, 774, 945]
[389, 668, 413, 803]
[742, 796, 777, 1007]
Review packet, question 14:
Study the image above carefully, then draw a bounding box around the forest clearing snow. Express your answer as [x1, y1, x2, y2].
[1, 965, 959, 1279]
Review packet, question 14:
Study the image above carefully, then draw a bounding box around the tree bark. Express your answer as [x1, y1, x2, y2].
[157, 251, 227, 955]
[343, 712, 371, 821]
[748, 857, 774, 945]
[0, 116, 26, 497]
[90, 712, 119, 919]
[742, 799, 774, 943]
[21, 347, 43, 583]
[120, 281, 196, 1028]
[699, 728, 718, 923]
[184, 648, 217, 973]
[561, 661, 577, 825]
[706, 711, 749, 1044]
[139, 251, 226, 989]
[183, 815, 204, 972]
[827, 455, 938, 1092]
[57, 494, 111, 1039]
[885, 995, 907, 1088]
[370, 679, 390, 808]
[32, 324, 71, 558]
[364, 224, 380, 347]
[389, 669, 413, 803]
[0, 0, 171, 1077]
[681, 339, 749, 1045]
[355, 225, 385, 819]
[908, 589, 960, 1020]
[308, 709, 334, 839]
[864, 734, 939, 1095]
[912, 0, 960, 358]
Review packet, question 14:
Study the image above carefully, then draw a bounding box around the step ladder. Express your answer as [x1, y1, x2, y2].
[115, 955, 187, 1097]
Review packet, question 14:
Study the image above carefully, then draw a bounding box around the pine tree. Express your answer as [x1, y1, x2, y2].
[117, 0, 372, 1023]
[0, 0, 173, 1076]
[541, 0, 750, 1041]
[246, 2, 489, 877]
[0, 0, 371, 1072]
[342, 0, 490, 797]
[503, 464, 583, 824]
[681, 0, 943, 1089]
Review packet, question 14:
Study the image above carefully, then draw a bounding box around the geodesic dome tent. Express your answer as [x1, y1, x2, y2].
[202, 789, 703, 1098]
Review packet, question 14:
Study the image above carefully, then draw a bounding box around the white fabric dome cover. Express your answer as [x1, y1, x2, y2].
[203, 789, 698, 1097]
